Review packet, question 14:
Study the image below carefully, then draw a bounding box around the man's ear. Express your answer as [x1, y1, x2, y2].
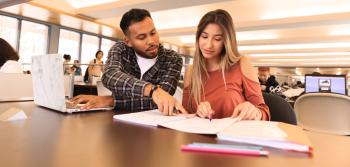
[123, 37, 132, 47]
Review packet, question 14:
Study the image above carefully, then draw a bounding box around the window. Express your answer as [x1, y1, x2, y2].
[80, 34, 99, 71]
[100, 38, 115, 62]
[58, 29, 80, 61]
[0, 15, 18, 49]
[19, 21, 48, 70]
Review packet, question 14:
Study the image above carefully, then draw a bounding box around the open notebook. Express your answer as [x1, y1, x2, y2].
[114, 110, 313, 152]
[113, 110, 237, 134]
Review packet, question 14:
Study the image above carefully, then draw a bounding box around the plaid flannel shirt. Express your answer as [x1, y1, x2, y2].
[101, 41, 183, 112]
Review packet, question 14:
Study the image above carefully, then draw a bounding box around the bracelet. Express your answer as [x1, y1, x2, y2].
[149, 85, 159, 98]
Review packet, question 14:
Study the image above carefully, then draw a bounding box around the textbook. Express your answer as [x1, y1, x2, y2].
[114, 110, 312, 152]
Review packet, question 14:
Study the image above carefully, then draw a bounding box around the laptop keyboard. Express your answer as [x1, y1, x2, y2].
[65, 100, 85, 109]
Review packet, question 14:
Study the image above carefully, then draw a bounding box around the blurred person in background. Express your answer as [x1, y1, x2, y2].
[71, 60, 82, 76]
[63, 54, 73, 75]
[258, 67, 279, 93]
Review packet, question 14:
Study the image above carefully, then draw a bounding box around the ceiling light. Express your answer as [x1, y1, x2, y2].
[329, 29, 350, 36]
[257, 58, 350, 62]
[180, 35, 196, 44]
[260, 3, 350, 20]
[248, 52, 350, 57]
[239, 42, 350, 51]
[68, 0, 119, 8]
[236, 32, 278, 41]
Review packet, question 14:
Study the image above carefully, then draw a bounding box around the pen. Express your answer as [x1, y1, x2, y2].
[190, 143, 263, 150]
[208, 112, 212, 122]
[181, 145, 269, 156]
[173, 108, 179, 115]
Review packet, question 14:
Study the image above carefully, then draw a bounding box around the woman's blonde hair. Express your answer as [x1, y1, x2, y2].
[189, 9, 241, 111]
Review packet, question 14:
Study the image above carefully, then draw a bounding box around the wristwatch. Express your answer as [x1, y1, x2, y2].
[149, 84, 159, 97]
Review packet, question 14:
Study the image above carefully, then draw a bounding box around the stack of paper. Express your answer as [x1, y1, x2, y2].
[217, 121, 313, 153]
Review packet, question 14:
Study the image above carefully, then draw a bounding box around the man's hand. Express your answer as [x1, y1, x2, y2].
[232, 102, 262, 120]
[70, 95, 114, 110]
[152, 88, 187, 116]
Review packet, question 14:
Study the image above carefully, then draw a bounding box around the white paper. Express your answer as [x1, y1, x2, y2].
[0, 107, 27, 122]
[159, 117, 238, 134]
[6, 111, 27, 121]
[217, 121, 310, 152]
[113, 110, 191, 126]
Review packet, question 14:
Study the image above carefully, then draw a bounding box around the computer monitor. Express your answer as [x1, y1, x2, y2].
[305, 74, 347, 95]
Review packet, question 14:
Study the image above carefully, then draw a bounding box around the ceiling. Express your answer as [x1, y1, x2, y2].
[2, 0, 350, 70]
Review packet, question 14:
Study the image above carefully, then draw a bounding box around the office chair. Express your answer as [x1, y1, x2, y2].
[262, 92, 297, 125]
[294, 93, 350, 135]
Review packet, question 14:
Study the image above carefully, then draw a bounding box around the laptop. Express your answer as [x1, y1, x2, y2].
[305, 74, 347, 95]
[31, 54, 114, 113]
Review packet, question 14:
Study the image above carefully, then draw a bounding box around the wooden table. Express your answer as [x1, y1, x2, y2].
[1, 101, 350, 167]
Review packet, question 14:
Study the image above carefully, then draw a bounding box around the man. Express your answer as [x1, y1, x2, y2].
[258, 67, 279, 93]
[72, 9, 186, 115]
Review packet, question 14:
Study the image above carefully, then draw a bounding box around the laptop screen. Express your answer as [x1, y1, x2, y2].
[305, 74, 346, 95]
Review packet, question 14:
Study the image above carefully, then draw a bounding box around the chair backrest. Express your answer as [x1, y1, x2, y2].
[294, 93, 350, 135]
[0, 73, 33, 101]
[96, 81, 112, 96]
[262, 92, 297, 125]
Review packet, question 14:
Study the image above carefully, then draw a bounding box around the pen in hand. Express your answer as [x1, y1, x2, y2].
[208, 112, 212, 122]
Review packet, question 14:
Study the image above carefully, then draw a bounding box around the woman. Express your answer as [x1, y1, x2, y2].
[0, 38, 23, 73]
[88, 50, 104, 79]
[63, 54, 73, 75]
[182, 9, 270, 121]
[72, 60, 82, 76]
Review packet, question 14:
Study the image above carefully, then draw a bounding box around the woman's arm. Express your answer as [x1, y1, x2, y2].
[235, 56, 270, 120]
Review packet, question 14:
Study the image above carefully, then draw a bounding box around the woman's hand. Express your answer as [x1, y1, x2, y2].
[196, 101, 215, 119]
[232, 102, 262, 120]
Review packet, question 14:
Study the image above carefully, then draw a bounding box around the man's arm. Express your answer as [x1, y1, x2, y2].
[158, 51, 183, 95]
[101, 43, 150, 98]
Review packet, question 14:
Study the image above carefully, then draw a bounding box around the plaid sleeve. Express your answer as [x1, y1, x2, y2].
[159, 51, 183, 95]
[101, 42, 149, 98]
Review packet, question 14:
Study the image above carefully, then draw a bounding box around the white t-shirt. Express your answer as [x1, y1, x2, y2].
[135, 52, 157, 78]
[0, 60, 23, 73]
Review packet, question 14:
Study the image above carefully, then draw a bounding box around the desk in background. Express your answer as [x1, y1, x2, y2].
[1, 101, 350, 167]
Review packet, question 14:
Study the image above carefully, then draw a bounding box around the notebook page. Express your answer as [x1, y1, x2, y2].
[159, 117, 238, 134]
[113, 110, 192, 126]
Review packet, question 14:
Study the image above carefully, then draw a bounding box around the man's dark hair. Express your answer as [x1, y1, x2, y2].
[0, 38, 19, 68]
[120, 8, 152, 35]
